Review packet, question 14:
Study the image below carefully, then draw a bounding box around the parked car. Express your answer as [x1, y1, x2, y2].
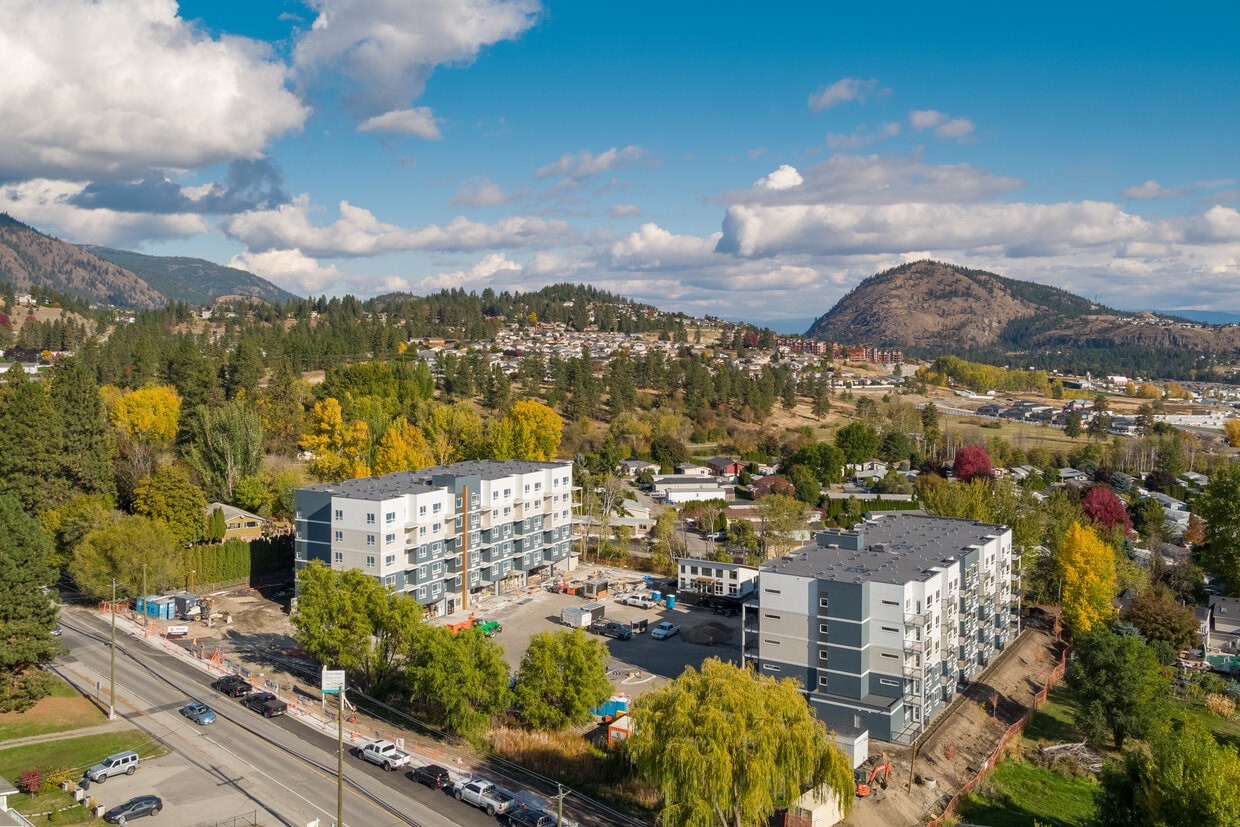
[506, 806, 558, 827]
[620, 594, 657, 609]
[651, 621, 681, 640]
[242, 691, 288, 717]
[103, 795, 162, 824]
[179, 702, 216, 725]
[85, 751, 139, 783]
[453, 777, 517, 816]
[588, 619, 633, 640]
[211, 675, 252, 697]
[358, 739, 411, 771]
[704, 598, 739, 617]
[411, 763, 452, 788]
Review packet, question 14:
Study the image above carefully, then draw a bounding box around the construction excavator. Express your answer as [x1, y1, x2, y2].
[855, 752, 893, 798]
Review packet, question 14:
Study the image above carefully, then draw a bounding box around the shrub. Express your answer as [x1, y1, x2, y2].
[1206, 693, 1236, 718]
[18, 769, 41, 795]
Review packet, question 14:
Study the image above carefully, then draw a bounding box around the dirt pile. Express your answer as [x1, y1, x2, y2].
[682, 621, 734, 646]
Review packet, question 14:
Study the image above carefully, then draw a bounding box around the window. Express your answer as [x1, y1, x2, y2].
[385, 511, 395, 524]
[819, 597, 829, 608]
[763, 613, 781, 620]
[818, 675, 829, 687]
[419, 526, 427, 536]
[385, 554, 395, 567]
[819, 623, 830, 635]
[524, 484, 530, 493]
[818, 650, 829, 660]
[333, 551, 343, 563]
[367, 534, 376, 546]
[762, 664, 781, 672]
[385, 533, 395, 545]
[366, 513, 375, 525]
[764, 588, 782, 595]
[433, 503, 441, 513]
[433, 523, 441, 533]
[456, 497, 463, 509]
[383, 575, 396, 587]
[881, 625, 899, 633]
[879, 678, 899, 687]
[419, 505, 427, 516]
[534, 482, 541, 491]
[763, 638, 780, 645]
[882, 599, 899, 607]
[504, 488, 511, 497]
[880, 652, 899, 660]
[334, 530, 343, 542]
[365, 555, 375, 567]
[334, 509, 343, 521]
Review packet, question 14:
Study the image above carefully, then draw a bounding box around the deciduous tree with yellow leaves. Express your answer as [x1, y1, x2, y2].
[108, 384, 181, 446]
[373, 418, 434, 475]
[1055, 521, 1117, 635]
[491, 400, 562, 461]
[301, 397, 370, 482]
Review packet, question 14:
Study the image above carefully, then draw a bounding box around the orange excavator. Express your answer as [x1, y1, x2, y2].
[855, 752, 893, 798]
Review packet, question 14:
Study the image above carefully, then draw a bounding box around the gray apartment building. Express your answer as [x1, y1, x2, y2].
[752, 513, 1013, 743]
[295, 460, 575, 616]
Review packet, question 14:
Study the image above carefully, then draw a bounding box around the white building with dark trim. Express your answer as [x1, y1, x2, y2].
[295, 460, 575, 616]
[752, 513, 1013, 744]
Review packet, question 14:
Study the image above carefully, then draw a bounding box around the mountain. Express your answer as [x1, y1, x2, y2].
[0, 214, 166, 308]
[805, 260, 1240, 358]
[0, 214, 297, 309]
[84, 246, 301, 306]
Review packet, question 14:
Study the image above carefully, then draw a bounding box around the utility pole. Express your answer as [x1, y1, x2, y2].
[555, 782, 566, 827]
[141, 565, 147, 629]
[337, 688, 344, 827]
[109, 578, 117, 720]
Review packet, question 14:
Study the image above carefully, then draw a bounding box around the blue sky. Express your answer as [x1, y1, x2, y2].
[3, 1, 1238, 325]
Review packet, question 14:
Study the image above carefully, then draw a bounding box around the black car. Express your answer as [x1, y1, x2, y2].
[411, 763, 451, 788]
[704, 598, 738, 617]
[103, 794, 162, 824]
[211, 675, 252, 697]
[506, 807, 557, 827]
[242, 691, 288, 717]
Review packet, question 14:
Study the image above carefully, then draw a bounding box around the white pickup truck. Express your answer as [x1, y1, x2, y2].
[619, 594, 657, 609]
[358, 739, 411, 771]
[453, 777, 518, 816]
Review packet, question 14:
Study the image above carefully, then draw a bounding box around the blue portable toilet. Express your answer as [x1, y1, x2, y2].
[651, 591, 661, 602]
[665, 594, 676, 610]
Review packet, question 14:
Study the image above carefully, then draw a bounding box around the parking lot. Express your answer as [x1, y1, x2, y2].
[465, 568, 745, 698]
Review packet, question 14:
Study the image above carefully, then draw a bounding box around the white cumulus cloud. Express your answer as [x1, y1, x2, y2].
[357, 107, 442, 139]
[293, 0, 540, 119]
[412, 252, 523, 292]
[808, 77, 882, 112]
[0, 0, 307, 182]
[754, 165, 804, 191]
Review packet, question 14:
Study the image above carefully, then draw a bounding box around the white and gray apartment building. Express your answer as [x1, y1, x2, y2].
[753, 513, 1013, 744]
[295, 460, 575, 616]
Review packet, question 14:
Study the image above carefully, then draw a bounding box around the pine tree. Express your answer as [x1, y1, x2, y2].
[0, 363, 68, 514]
[0, 495, 61, 711]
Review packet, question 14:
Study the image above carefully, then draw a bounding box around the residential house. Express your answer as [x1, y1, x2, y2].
[206, 503, 267, 541]
[0, 774, 36, 827]
[651, 474, 731, 505]
[618, 458, 660, 477]
[706, 456, 746, 479]
[675, 462, 712, 477]
[753, 513, 1014, 743]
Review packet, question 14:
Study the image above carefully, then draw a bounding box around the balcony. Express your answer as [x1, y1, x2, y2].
[905, 610, 930, 627]
[903, 637, 926, 653]
[902, 660, 925, 678]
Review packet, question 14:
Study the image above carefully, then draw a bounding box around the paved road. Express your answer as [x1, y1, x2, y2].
[58, 612, 497, 827]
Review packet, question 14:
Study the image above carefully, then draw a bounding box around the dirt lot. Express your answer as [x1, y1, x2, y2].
[842, 611, 1066, 827]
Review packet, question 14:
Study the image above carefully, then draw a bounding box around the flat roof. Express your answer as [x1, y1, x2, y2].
[302, 459, 570, 500]
[763, 512, 1009, 586]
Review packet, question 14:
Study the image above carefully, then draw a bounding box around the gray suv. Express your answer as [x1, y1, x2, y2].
[85, 751, 139, 783]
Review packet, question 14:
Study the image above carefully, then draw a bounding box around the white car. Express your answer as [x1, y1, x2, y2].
[651, 621, 681, 640]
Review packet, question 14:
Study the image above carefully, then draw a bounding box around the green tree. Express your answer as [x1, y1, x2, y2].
[292, 561, 425, 698]
[206, 506, 227, 542]
[182, 401, 265, 504]
[1067, 629, 1168, 751]
[40, 494, 122, 569]
[72, 515, 180, 600]
[629, 658, 853, 827]
[513, 629, 613, 730]
[727, 518, 760, 552]
[782, 442, 845, 486]
[834, 422, 880, 464]
[1064, 410, 1083, 438]
[257, 358, 308, 457]
[50, 356, 116, 501]
[1092, 719, 1240, 827]
[787, 464, 822, 505]
[224, 337, 265, 401]
[756, 494, 806, 557]
[132, 465, 207, 547]
[0, 363, 68, 514]
[1195, 463, 1240, 594]
[408, 625, 510, 741]
[0, 495, 61, 711]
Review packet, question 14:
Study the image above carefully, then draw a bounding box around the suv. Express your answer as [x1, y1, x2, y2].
[411, 763, 452, 788]
[85, 751, 139, 783]
[211, 675, 252, 697]
[242, 691, 288, 717]
[588, 619, 633, 640]
[507, 807, 557, 827]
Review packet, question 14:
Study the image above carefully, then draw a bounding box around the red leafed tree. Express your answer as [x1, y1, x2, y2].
[1082, 485, 1133, 533]
[952, 444, 993, 482]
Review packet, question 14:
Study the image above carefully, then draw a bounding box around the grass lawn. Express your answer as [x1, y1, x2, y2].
[0, 675, 107, 742]
[954, 761, 1099, 827]
[1169, 697, 1240, 750]
[9, 788, 101, 824]
[1022, 687, 1081, 744]
[0, 731, 165, 780]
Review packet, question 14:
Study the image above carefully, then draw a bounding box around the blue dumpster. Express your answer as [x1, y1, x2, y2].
[665, 594, 676, 610]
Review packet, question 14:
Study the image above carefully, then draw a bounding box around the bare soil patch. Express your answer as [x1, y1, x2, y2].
[682, 620, 734, 646]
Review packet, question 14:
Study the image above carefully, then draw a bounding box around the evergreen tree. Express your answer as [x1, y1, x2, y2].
[182, 401, 265, 504]
[0, 363, 68, 514]
[0, 495, 60, 711]
[50, 357, 116, 501]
